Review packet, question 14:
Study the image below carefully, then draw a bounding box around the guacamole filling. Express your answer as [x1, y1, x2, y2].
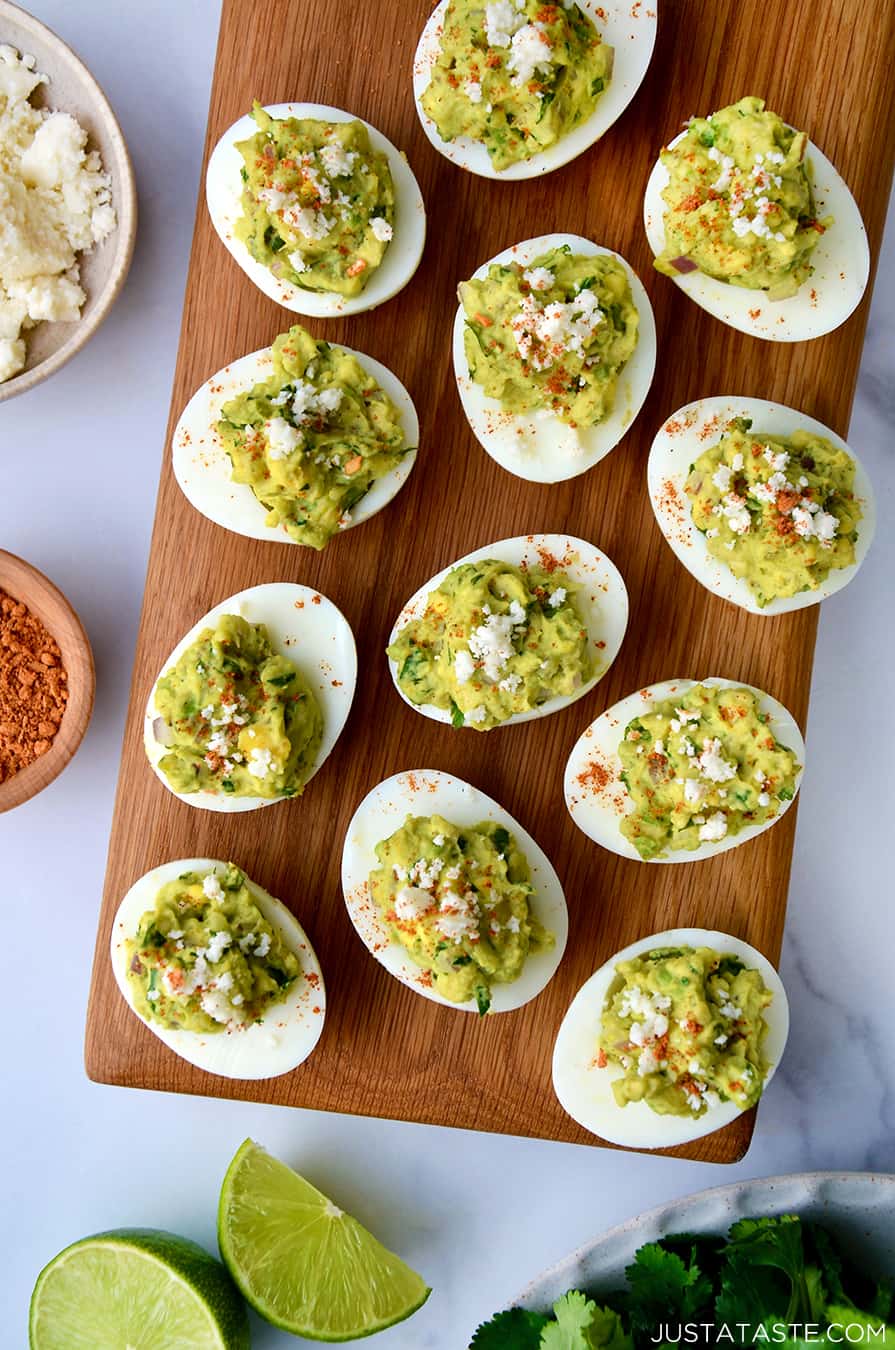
[597, 946, 772, 1116]
[388, 558, 592, 730]
[618, 684, 799, 860]
[152, 614, 323, 799]
[421, 0, 612, 171]
[125, 864, 301, 1034]
[217, 325, 409, 550]
[460, 244, 639, 426]
[369, 813, 552, 1013]
[655, 97, 829, 298]
[685, 418, 862, 608]
[234, 104, 394, 296]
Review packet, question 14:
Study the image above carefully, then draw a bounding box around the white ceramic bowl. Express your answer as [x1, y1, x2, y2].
[0, 1, 136, 401]
[516, 1173, 895, 1313]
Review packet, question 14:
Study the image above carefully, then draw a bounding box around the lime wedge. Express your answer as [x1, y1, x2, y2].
[218, 1139, 431, 1341]
[29, 1228, 250, 1349]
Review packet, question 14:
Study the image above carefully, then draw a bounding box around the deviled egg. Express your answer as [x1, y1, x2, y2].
[173, 324, 419, 548]
[564, 677, 804, 862]
[648, 395, 876, 615]
[552, 926, 789, 1148]
[144, 583, 356, 812]
[453, 234, 655, 482]
[643, 96, 868, 341]
[387, 533, 628, 730]
[342, 769, 567, 1014]
[413, 0, 656, 180]
[111, 858, 325, 1079]
[206, 102, 426, 316]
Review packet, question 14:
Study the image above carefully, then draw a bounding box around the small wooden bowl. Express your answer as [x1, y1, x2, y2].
[0, 551, 95, 812]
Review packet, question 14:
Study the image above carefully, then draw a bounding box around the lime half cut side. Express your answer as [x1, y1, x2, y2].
[29, 1227, 250, 1349]
[218, 1138, 431, 1341]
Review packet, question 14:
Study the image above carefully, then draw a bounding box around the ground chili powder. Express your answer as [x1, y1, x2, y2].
[0, 588, 68, 782]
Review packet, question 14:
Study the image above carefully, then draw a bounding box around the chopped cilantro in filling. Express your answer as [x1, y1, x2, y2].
[686, 418, 862, 608]
[618, 684, 799, 860]
[598, 946, 772, 1116]
[152, 614, 322, 799]
[460, 244, 638, 426]
[218, 325, 410, 550]
[369, 813, 551, 1012]
[126, 864, 301, 1034]
[388, 557, 592, 730]
[234, 104, 394, 296]
[655, 96, 830, 298]
[422, 0, 612, 170]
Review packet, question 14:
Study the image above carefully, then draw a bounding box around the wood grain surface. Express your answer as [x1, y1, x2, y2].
[85, 0, 895, 1161]
[0, 550, 94, 813]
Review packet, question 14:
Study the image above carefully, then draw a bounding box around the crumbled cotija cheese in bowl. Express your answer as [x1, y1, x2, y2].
[0, 43, 116, 383]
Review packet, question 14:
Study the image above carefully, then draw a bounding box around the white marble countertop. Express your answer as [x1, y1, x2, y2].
[3, 4, 893, 1345]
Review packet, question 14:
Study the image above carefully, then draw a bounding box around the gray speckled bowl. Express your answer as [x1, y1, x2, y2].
[0, 0, 136, 401]
[517, 1172, 895, 1311]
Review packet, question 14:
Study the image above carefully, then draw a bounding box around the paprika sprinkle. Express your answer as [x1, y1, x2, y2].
[0, 588, 68, 782]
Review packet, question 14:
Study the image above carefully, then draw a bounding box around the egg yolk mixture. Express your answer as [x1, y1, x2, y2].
[597, 946, 772, 1116]
[152, 614, 323, 799]
[125, 865, 301, 1034]
[217, 325, 409, 550]
[421, 0, 612, 171]
[388, 558, 592, 730]
[460, 244, 639, 426]
[618, 684, 799, 860]
[655, 97, 829, 298]
[369, 814, 552, 1013]
[685, 419, 862, 608]
[234, 105, 394, 296]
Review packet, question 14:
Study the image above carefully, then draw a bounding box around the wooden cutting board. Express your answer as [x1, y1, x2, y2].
[85, 0, 895, 1161]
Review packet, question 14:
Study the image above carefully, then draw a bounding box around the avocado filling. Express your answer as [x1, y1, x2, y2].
[388, 557, 592, 730]
[597, 946, 772, 1116]
[217, 325, 410, 550]
[126, 864, 302, 1034]
[152, 614, 323, 799]
[369, 814, 552, 1013]
[234, 104, 394, 296]
[655, 96, 829, 298]
[618, 684, 799, 860]
[421, 0, 612, 171]
[460, 244, 638, 426]
[685, 418, 862, 608]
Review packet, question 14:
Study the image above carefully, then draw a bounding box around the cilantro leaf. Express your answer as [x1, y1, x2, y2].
[622, 1242, 713, 1330]
[716, 1216, 816, 1330]
[540, 1292, 632, 1350]
[469, 1306, 549, 1349]
[825, 1307, 895, 1347]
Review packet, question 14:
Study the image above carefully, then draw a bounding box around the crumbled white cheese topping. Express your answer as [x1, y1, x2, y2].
[394, 885, 434, 921]
[697, 811, 728, 842]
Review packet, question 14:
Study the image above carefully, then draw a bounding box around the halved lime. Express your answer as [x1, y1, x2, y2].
[218, 1139, 431, 1341]
[29, 1227, 250, 1349]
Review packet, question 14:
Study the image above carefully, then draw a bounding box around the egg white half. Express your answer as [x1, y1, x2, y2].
[110, 858, 326, 1080]
[552, 925, 789, 1148]
[412, 0, 657, 181]
[453, 234, 656, 483]
[647, 395, 876, 616]
[388, 532, 629, 729]
[144, 583, 356, 813]
[341, 769, 568, 1013]
[563, 676, 805, 862]
[206, 102, 426, 317]
[171, 344, 419, 544]
[643, 128, 869, 342]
